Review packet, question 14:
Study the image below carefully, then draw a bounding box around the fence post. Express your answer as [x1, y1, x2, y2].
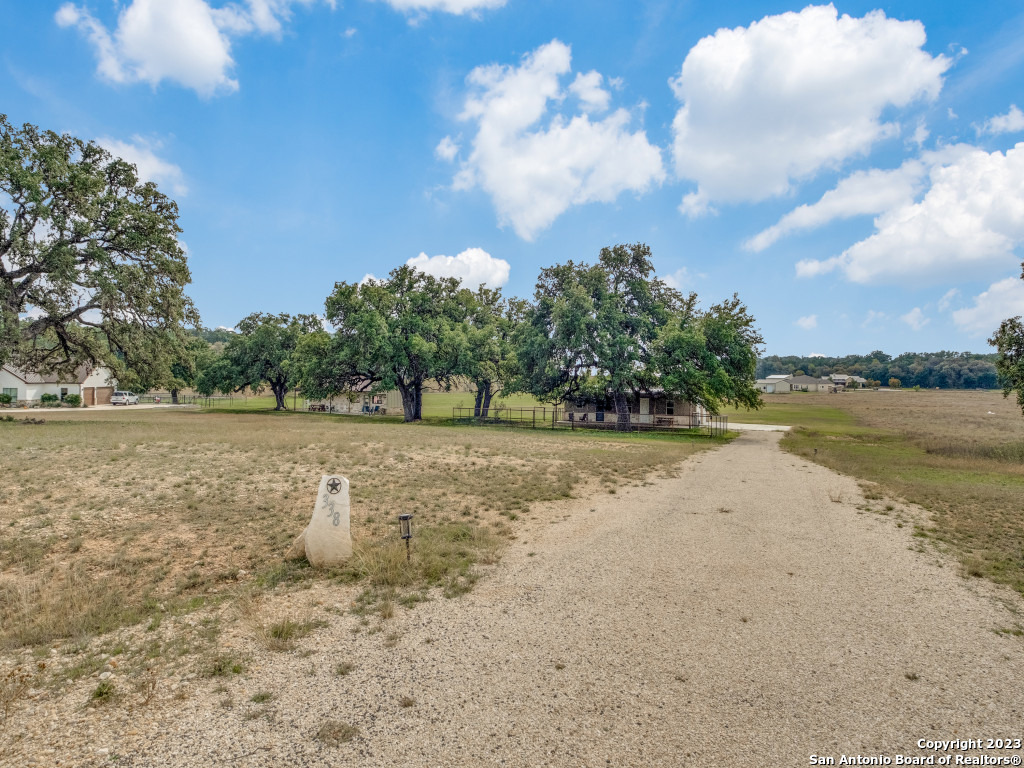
[532, 410, 536, 429]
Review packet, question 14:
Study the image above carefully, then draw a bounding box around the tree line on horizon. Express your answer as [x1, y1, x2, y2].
[757, 351, 1001, 390]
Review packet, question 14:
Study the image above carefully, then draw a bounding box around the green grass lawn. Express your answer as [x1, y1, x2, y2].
[419, 391, 545, 418]
[722, 397, 860, 432]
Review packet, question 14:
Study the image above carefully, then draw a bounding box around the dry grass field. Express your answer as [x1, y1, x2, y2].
[0, 408, 713, 668]
[731, 389, 1024, 596]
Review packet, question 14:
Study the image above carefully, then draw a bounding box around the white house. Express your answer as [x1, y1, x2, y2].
[757, 374, 792, 394]
[0, 364, 117, 406]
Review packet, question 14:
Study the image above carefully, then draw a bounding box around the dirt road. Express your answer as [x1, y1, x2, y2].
[12, 432, 1024, 767]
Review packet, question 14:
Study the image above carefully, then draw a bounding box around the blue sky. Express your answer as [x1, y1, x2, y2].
[2, 0, 1023, 355]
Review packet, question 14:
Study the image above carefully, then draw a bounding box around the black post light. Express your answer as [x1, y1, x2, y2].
[399, 514, 413, 563]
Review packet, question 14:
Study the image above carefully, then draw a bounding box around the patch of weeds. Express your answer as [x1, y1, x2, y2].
[904, 672, 920, 681]
[397, 592, 427, 609]
[994, 626, 1024, 638]
[250, 691, 274, 703]
[398, 695, 415, 708]
[90, 680, 118, 705]
[257, 618, 328, 652]
[253, 559, 314, 590]
[554, 662, 566, 670]
[962, 557, 986, 578]
[57, 655, 105, 684]
[202, 653, 244, 678]
[316, 720, 360, 746]
[2, 665, 39, 721]
[334, 661, 355, 677]
[383, 632, 402, 649]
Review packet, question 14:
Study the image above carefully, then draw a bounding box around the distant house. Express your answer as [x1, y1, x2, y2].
[829, 374, 868, 389]
[755, 374, 793, 393]
[788, 375, 831, 392]
[305, 387, 404, 416]
[0, 364, 116, 406]
[563, 391, 707, 427]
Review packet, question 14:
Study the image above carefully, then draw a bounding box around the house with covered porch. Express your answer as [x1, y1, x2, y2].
[562, 390, 708, 428]
[305, 385, 404, 416]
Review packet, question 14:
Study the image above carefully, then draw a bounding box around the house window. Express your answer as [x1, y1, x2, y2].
[2, 387, 17, 401]
[666, 399, 674, 416]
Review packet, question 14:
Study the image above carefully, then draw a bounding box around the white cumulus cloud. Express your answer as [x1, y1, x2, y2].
[451, 39, 664, 241]
[669, 4, 949, 206]
[979, 105, 1024, 136]
[795, 314, 818, 330]
[435, 136, 459, 162]
[661, 267, 690, 291]
[56, 0, 331, 96]
[97, 136, 188, 197]
[952, 277, 1024, 336]
[406, 247, 509, 288]
[937, 288, 960, 311]
[358, 248, 508, 288]
[796, 143, 1024, 284]
[375, 0, 505, 15]
[901, 307, 929, 330]
[569, 71, 611, 113]
[746, 161, 926, 252]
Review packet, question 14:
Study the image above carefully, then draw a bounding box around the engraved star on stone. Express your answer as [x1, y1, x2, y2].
[326, 477, 342, 495]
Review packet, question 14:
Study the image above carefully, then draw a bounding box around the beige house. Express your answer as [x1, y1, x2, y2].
[788, 375, 832, 392]
[0, 364, 116, 406]
[756, 374, 793, 394]
[305, 388, 404, 416]
[563, 391, 707, 427]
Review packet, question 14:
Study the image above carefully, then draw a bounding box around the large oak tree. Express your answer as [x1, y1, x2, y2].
[0, 116, 198, 381]
[516, 243, 762, 430]
[310, 266, 470, 421]
[205, 313, 321, 410]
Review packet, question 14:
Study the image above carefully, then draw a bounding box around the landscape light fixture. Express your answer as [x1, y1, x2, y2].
[399, 514, 413, 563]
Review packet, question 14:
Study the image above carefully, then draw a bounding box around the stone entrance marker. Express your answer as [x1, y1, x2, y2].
[286, 475, 352, 566]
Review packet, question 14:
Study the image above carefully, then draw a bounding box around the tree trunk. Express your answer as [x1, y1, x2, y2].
[414, 386, 422, 420]
[170, 388, 179, 404]
[473, 388, 484, 418]
[272, 382, 287, 410]
[397, 381, 417, 422]
[613, 390, 631, 432]
[481, 387, 493, 418]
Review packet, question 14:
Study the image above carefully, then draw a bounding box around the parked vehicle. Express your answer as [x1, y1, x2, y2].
[110, 391, 139, 406]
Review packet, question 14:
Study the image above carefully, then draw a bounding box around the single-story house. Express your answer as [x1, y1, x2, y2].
[788, 375, 832, 392]
[562, 391, 707, 427]
[759, 374, 793, 393]
[305, 388, 404, 416]
[0, 364, 117, 406]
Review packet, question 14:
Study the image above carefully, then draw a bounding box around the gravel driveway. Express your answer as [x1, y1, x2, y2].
[9, 431, 1024, 768]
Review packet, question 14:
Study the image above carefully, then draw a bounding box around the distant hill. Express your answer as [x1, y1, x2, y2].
[757, 351, 999, 389]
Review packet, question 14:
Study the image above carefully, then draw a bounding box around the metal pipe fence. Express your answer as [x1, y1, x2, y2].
[453, 406, 728, 437]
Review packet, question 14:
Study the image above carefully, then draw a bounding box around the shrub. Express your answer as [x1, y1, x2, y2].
[63, 394, 82, 407]
[888, 378, 902, 389]
[39, 394, 59, 405]
[0, 393, 11, 406]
